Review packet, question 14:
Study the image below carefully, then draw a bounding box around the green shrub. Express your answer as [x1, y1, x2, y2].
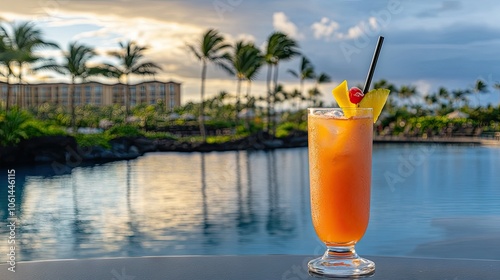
[74, 133, 111, 149]
[106, 124, 143, 138]
[206, 135, 233, 144]
[0, 110, 68, 146]
[206, 119, 234, 129]
[276, 122, 302, 138]
[205, 134, 247, 144]
[22, 119, 67, 138]
[0, 110, 31, 146]
[143, 131, 177, 140]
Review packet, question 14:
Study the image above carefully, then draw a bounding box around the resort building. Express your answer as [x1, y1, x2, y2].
[0, 80, 181, 109]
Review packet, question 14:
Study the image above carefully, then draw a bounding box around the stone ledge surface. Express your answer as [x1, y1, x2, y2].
[1, 255, 500, 280]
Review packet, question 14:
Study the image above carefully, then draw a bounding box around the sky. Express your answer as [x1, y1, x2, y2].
[1, 0, 500, 106]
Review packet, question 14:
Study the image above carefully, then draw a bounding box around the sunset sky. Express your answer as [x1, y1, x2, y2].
[1, 0, 500, 105]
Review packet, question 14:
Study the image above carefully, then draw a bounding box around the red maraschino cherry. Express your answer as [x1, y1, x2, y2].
[349, 87, 364, 104]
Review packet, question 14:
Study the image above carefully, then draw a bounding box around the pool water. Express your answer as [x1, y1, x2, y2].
[1, 144, 499, 261]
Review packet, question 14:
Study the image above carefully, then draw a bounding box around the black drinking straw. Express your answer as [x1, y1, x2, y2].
[363, 36, 384, 94]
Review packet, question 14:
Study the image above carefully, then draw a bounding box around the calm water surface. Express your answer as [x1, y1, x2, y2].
[1, 144, 500, 261]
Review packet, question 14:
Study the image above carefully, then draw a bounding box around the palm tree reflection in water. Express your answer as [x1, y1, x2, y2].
[200, 150, 297, 245]
[299, 148, 308, 225]
[126, 160, 143, 255]
[200, 153, 217, 246]
[5, 147, 500, 260]
[4, 149, 316, 260]
[266, 151, 295, 237]
[71, 174, 92, 252]
[236, 151, 258, 236]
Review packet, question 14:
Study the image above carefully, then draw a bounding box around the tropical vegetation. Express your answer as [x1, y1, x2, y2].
[1, 20, 500, 149]
[187, 29, 232, 141]
[100, 41, 162, 116]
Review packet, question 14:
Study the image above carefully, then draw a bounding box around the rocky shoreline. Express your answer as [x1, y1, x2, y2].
[2, 132, 498, 168]
[0, 131, 308, 167]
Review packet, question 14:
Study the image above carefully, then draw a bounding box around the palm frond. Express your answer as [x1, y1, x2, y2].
[264, 31, 300, 64]
[316, 72, 331, 84]
[131, 61, 162, 74]
[32, 62, 67, 75]
[187, 44, 202, 60]
[287, 69, 298, 78]
[474, 79, 488, 93]
[216, 61, 234, 76]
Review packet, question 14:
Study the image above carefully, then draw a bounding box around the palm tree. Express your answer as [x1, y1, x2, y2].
[308, 72, 331, 106]
[398, 85, 417, 107]
[494, 82, 500, 106]
[472, 79, 488, 107]
[287, 56, 315, 100]
[188, 29, 231, 142]
[452, 89, 468, 108]
[424, 93, 439, 114]
[0, 21, 57, 107]
[373, 79, 397, 92]
[437, 87, 451, 109]
[35, 42, 98, 129]
[289, 89, 303, 111]
[0, 33, 15, 111]
[228, 41, 263, 124]
[102, 41, 161, 116]
[373, 79, 397, 112]
[242, 54, 263, 130]
[264, 32, 299, 133]
[308, 87, 321, 107]
[272, 84, 290, 112]
[243, 53, 263, 111]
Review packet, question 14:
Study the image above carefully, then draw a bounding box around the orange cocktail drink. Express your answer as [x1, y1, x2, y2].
[307, 107, 375, 277]
[308, 109, 373, 244]
[308, 36, 387, 277]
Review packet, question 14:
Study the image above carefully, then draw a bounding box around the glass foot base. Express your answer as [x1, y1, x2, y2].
[308, 246, 375, 278]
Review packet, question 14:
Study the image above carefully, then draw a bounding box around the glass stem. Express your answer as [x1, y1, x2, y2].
[324, 245, 359, 260]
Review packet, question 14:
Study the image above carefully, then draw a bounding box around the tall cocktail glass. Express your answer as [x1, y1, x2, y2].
[307, 107, 375, 277]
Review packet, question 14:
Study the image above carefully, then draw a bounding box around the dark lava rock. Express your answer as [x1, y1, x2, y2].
[0, 136, 78, 166]
[0, 131, 309, 168]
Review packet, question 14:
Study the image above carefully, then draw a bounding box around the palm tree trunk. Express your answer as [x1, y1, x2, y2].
[246, 80, 252, 107]
[266, 64, 273, 133]
[200, 61, 207, 142]
[5, 75, 11, 111]
[17, 63, 23, 108]
[125, 75, 130, 117]
[245, 80, 252, 130]
[70, 77, 76, 131]
[271, 63, 280, 136]
[235, 77, 242, 127]
[310, 84, 315, 107]
[16, 77, 21, 109]
[300, 79, 304, 98]
[298, 78, 304, 111]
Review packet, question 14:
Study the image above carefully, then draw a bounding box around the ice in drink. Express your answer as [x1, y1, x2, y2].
[308, 111, 373, 244]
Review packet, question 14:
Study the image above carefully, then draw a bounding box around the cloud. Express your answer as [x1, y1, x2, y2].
[311, 16, 380, 41]
[414, 80, 433, 96]
[222, 33, 257, 46]
[43, 16, 96, 28]
[337, 17, 379, 40]
[11, 7, 210, 83]
[3, 0, 500, 107]
[236, 33, 256, 43]
[73, 28, 114, 41]
[417, 0, 462, 17]
[311, 17, 339, 40]
[272, 12, 304, 40]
